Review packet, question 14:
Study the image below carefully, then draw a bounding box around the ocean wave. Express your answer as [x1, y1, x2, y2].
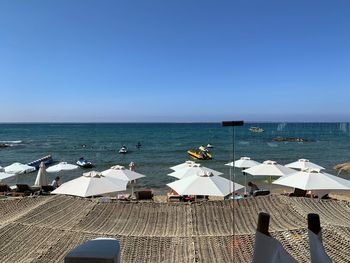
[0, 140, 22, 144]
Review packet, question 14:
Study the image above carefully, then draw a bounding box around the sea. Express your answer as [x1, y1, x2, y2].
[1, 123, 350, 192]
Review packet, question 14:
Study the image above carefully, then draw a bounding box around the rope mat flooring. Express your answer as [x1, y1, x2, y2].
[0, 195, 349, 262]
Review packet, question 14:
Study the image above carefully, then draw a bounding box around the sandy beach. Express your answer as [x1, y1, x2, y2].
[0, 194, 349, 263]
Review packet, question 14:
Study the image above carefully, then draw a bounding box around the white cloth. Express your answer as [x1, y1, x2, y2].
[252, 231, 298, 263]
[308, 230, 332, 263]
[51, 180, 59, 189]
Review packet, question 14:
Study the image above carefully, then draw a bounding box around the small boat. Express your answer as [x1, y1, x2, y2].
[27, 155, 53, 169]
[199, 145, 210, 152]
[249, 127, 264, 133]
[187, 149, 212, 160]
[119, 145, 128, 154]
[206, 143, 213, 148]
[76, 157, 93, 168]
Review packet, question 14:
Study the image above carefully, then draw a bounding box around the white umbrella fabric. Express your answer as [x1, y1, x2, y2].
[244, 160, 296, 190]
[244, 160, 296, 177]
[272, 168, 350, 191]
[102, 165, 145, 181]
[0, 172, 16, 180]
[46, 162, 78, 173]
[225, 157, 261, 168]
[167, 172, 244, 197]
[4, 162, 36, 174]
[226, 157, 261, 193]
[168, 164, 222, 180]
[34, 162, 48, 187]
[308, 230, 332, 263]
[170, 160, 199, 171]
[285, 159, 325, 171]
[51, 171, 127, 197]
[252, 231, 298, 263]
[102, 165, 146, 197]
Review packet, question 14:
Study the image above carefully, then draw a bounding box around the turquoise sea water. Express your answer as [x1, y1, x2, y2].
[1, 123, 350, 191]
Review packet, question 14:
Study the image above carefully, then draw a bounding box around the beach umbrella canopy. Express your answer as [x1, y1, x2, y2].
[272, 168, 350, 191]
[285, 159, 325, 171]
[102, 165, 145, 181]
[51, 171, 127, 197]
[167, 172, 244, 196]
[225, 157, 261, 168]
[0, 172, 16, 180]
[46, 162, 78, 173]
[168, 164, 222, 180]
[4, 162, 36, 174]
[244, 160, 296, 177]
[170, 160, 199, 171]
[34, 162, 48, 187]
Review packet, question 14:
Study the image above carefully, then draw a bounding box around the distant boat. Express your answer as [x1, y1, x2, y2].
[187, 146, 212, 160]
[76, 157, 93, 168]
[119, 145, 128, 154]
[27, 155, 53, 169]
[249, 127, 264, 133]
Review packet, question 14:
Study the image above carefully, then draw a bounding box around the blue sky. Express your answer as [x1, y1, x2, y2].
[0, 0, 349, 122]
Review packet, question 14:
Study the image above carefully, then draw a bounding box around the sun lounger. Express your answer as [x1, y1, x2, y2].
[135, 190, 153, 200]
[0, 184, 12, 195]
[253, 190, 270, 197]
[167, 192, 183, 202]
[14, 184, 39, 196]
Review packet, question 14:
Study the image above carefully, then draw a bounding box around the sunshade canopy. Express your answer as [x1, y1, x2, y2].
[225, 157, 260, 168]
[46, 162, 78, 173]
[244, 160, 295, 177]
[168, 164, 222, 180]
[4, 162, 36, 174]
[51, 171, 127, 197]
[0, 172, 16, 180]
[170, 160, 199, 171]
[34, 162, 48, 187]
[272, 168, 350, 191]
[167, 172, 244, 196]
[101, 165, 145, 181]
[285, 159, 325, 170]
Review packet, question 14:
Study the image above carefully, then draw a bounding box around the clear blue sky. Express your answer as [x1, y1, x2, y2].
[1, 0, 350, 122]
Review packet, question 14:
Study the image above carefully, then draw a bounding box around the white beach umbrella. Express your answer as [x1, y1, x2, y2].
[0, 172, 16, 181]
[272, 168, 350, 191]
[226, 157, 261, 193]
[102, 165, 145, 181]
[170, 160, 199, 171]
[51, 171, 127, 197]
[4, 162, 36, 174]
[34, 162, 48, 187]
[244, 160, 296, 177]
[46, 162, 78, 173]
[244, 160, 296, 190]
[168, 163, 222, 180]
[167, 171, 244, 197]
[102, 165, 146, 197]
[285, 159, 325, 170]
[225, 157, 261, 168]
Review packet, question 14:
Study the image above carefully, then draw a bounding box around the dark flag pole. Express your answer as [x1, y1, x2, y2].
[222, 120, 244, 263]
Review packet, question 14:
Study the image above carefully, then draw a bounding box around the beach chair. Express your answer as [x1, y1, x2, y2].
[167, 192, 183, 202]
[253, 190, 270, 197]
[15, 184, 38, 196]
[0, 184, 12, 195]
[41, 185, 55, 195]
[135, 190, 153, 200]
